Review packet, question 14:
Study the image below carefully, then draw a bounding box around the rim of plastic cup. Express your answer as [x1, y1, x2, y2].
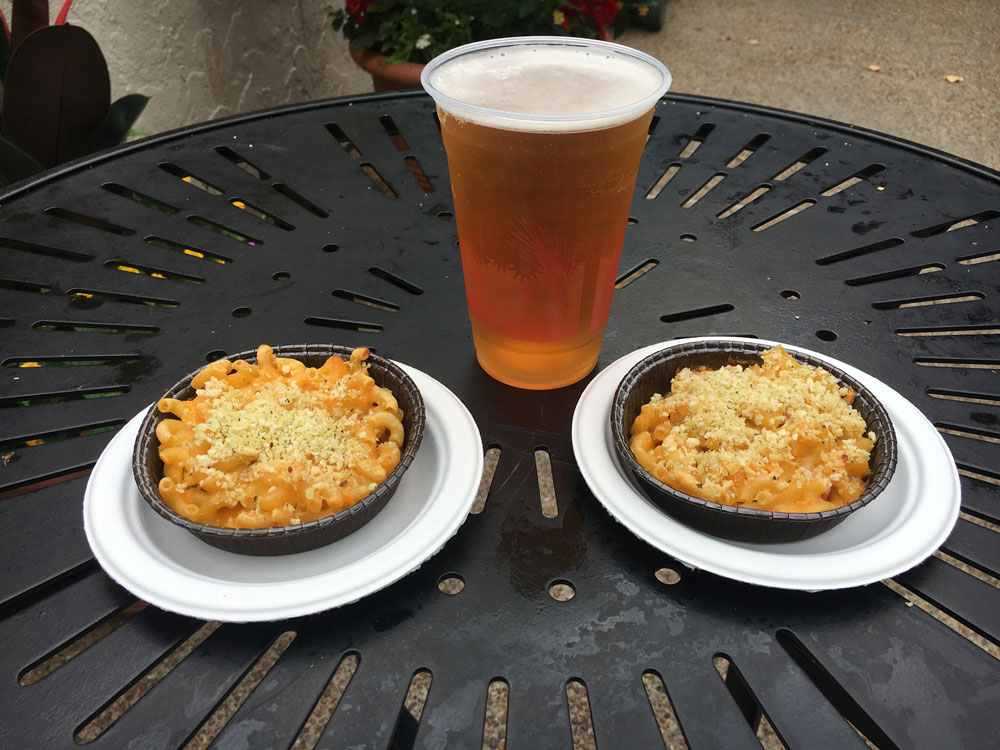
[420, 36, 672, 125]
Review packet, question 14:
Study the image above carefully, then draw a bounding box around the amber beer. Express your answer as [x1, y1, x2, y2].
[422, 38, 671, 389]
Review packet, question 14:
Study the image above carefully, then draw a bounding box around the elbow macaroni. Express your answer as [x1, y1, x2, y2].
[629, 346, 874, 514]
[156, 345, 405, 528]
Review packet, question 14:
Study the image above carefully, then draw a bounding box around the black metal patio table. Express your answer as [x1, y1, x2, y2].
[1, 90, 998, 750]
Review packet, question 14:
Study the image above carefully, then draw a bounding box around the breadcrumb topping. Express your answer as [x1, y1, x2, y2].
[630, 346, 875, 513]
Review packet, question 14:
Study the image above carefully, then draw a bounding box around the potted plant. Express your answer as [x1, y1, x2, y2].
[330, 0, 659, 91]
[0, 0, 149, 185]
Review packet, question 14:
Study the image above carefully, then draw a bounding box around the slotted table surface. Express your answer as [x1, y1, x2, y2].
[1, 91, 999, 749]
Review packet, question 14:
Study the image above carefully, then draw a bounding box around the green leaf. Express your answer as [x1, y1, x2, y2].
[613, 9, 630, 38]
[0, 134, 44, 186]
[2, 24, 110, 167]
[87, 93, 149, 153]
[351, 30, 378, 51]
[0, 22, 10, 80]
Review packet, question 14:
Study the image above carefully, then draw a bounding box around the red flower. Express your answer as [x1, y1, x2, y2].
[346, 0, 371, 24]
[563, 0, 620, 36]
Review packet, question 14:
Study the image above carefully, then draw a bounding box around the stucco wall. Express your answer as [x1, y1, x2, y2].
[69, 0, 372, 135]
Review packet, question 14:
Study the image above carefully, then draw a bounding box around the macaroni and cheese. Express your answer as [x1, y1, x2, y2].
[629, 346, 874, 514]
[155, 345, 405, 528]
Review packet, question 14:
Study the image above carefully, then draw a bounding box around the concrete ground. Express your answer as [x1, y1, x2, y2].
[618, 0, 1000, 171]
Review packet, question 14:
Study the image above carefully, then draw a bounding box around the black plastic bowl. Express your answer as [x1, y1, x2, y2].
[133, 344, 425, 556]
[610, 340, 897, 543]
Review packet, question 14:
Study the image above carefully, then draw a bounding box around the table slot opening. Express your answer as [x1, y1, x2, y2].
[33, 320, 159, 335]
[898, 324, 1000, 337]
[106, 259, 206, 284]
[645, 163, 681, 200]
[146, 236, 232, 264]
[437, 574, 465, 595]
[3, 355, 141, 368]
[0, 418, 125, 452]
[361, 162, 399, 199]
[18, 601, 149, 686]
[331, 288, 399, 312]
[272, 183, 329, 218]
[158, 162, 225, 195]
[304, 316, 383, 333]
[482, 678, 509, 750]
[915, 357, 1000, 370]
[405, 155, 434, 193]
[616, 259, 659, 289]
[957, 250, 1000, 266]
[0, 467, 93, 502]
[1, 385, 129, 408]
[681, 173, 726, 209]
[957, 464, 1000, 487]
[771, 147, 827, 182]
[911, 209, 1000, 238]
[379, 114, 410, 151]
[845, 263, 945, 286]
[535, 447, 559, 518]
[548, 580, 576, 602]
[776, 630, 893, 750]
[230, 199, 295, 231]
[566, 678, 597, 749]
[752, 200, 816, 232]
[712, 655, 787, 749]
[214, 146, 269, 180]
[927, 389, 1000, 407]
[471, 445, 502, 514]
[368, 266, 424, 295]
[821, 164, 886, 197]
[325, 122, 363, 158]
[726, 133, 771, 169]
[816, 237, 904, 266]
[44, 207, 135, 237]
[0, 236, 92, 262]
[187, 215, 263, 245]
[66, 289, 180, 310]
[660, 303, 735, 324]
[883, 577, 1000, 659]
[290, 652, 360, 750]
[185, 630, 297, 748]
[677, 123, 715, 159]
[0, 277, 53, 294]
[935, 546, 1000, 591]
[641, 670, 689, 750]
[872, 291, 984, 310]
[654, 568, 681, 585]
[102, 183, 180, 214]
[388, 669, 433, 750]
[717, 185, 770, 219]
[936, 423, 1000, 446]
[73, 620, 222, 744]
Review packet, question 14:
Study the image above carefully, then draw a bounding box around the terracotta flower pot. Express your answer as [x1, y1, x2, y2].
[351, 47, 425, 92]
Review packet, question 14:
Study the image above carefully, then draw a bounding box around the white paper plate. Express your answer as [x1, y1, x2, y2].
[572, 337, 961, 591]
[84, 365, 483, 622]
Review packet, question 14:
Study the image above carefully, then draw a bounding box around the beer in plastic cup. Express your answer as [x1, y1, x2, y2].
[422, 37, 671, 389]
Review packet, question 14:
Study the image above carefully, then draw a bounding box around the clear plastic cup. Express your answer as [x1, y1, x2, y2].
[422, 37, 671, 389]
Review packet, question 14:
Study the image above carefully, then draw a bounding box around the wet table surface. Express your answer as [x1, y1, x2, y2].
[1, 91, 999, 749]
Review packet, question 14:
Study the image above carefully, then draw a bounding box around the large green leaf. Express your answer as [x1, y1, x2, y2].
[10, 0, 47, 50]
[87, 93, 149, 153]
[2, 24, 110, 167]
[0, 134, 44, 186]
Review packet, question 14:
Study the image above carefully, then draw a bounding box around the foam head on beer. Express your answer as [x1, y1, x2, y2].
[427, 40, 669, 132]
